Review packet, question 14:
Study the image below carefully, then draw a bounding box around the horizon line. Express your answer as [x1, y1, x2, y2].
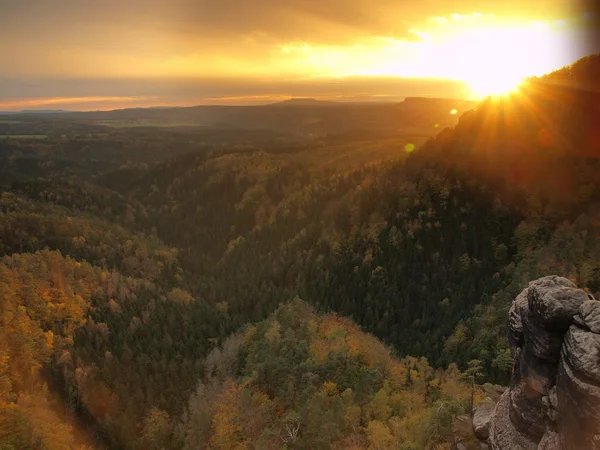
[0, 95, 480, 115]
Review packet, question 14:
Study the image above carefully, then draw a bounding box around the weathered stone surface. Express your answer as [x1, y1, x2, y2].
[482, 276, 600, 450]
[528, 276, 576, 291]
[537, 430, 561, 450]
[548, 386, 558, 410]
[452, 415, 488, 450]
[493, 385, 506, 394]
[517, 344, 557, 395]
[482, 383, 507, 402]
[489, 390, 538, 450]
[561, 326, 600, 383]
[473, 399, 495, 441]
[528, 280, 588, 330]
[556, 330, 600, 450]
[573, 314, 587, 328]
[580, 300, 600, 334]
[541, 386, 558, 424]
[522, 311, 564, 362]
[509, 288, 529, 348]
[508, 380, 548, 439]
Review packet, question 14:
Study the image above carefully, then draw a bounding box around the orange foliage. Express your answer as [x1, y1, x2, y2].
[321, 381, 338, 396]
[210, 380, 246, 449]
[309, 313, 396, 373]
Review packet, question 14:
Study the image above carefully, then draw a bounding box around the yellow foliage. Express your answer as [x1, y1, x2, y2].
[435, 444, 451, 450]
[309, 314, 394, 371]
[321, 381, 338, 396]
[409, 369, 420, 382]
[81, 380, 117, 420]
[243, 326, 257, 345]
[216, 301, 229, 314]
[344, 404, 362, 428]
[2, 393, 76, 450]
[388, 362, 408, 390]
[167, 288, 193, 305]
[367, 420, 397, 450]
[389, 391, 426, 419]
[440, 379, 470, 401]
[210, 381, 245, 449]
[264, 320, 281, 343]
[45, 331, 54, 350]
[387, 416, 408, 441]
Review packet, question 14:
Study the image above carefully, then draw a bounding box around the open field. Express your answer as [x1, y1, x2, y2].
[0, 134, 48, 139]
[93, 120, 205, 128]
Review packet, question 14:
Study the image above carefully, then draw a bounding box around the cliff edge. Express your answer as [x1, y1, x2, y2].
[476, 276, 600, 449]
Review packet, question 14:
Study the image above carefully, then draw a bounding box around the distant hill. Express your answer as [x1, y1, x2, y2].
[3, 54, 600, 450]
[4, 97, 477, 137]
[0, 109, 69, 115]
[270, 97, 339, 107]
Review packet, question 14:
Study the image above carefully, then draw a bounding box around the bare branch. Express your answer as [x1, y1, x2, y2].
[280, 419, 300, 443]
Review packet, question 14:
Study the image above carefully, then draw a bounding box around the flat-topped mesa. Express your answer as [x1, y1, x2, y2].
[481, 276, 600, 450]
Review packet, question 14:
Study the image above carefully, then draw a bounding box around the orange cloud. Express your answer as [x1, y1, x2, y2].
[0, 96, 159, 111]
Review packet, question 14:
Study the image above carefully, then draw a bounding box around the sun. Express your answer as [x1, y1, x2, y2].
[433, 20, 563, 100]
[468, 75, 523, 99]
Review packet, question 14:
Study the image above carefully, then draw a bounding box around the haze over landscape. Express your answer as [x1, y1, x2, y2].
[2, 1, 600, 449]
[1, 0, 599, 110]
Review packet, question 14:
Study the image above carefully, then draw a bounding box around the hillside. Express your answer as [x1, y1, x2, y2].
[177, 299, 480, 449]
[1, 55, 600, 449]
[0, 97, 476, 138]
[271, 98, 338, 106]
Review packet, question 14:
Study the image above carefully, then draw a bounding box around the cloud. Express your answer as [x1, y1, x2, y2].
[1, 0, 580, 49]
[0, 75, 473, 110]
[0, 0, 593, 90]
[0, 96, 159, 110]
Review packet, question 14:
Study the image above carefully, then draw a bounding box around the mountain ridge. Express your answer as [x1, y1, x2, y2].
[1, 54, 600, 449]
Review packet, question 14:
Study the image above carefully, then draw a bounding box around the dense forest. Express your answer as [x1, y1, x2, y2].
[1, 55, 600, 449]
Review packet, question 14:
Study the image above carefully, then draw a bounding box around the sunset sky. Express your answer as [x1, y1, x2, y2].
[1, 0, 598, 110]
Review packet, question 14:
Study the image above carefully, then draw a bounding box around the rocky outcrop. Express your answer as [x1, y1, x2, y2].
[488, 390, 537, 450]
[482, 276, 600, 450]
[473, 399, 495, 441]
[452, 415, 488, 450]
[556, 315, 600, 449]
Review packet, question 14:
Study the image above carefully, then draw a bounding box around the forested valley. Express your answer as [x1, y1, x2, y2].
[1, 55, 600, 449]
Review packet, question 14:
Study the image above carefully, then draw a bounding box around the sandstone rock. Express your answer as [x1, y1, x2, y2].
[488, 390, 538, 450]
[528, 276, 576, 290]
[452, 415, 488, 450]
[522, 311, 564, 362]
[493, 385, 507, 394]
[473, 399, 495, 441]
[517, 344, 557, 395]
[573, 314, 587, 328]
[541, 386, 558, 424]
[527, 276, 585, 330]
[556, 329, 600, 450]
[509, 288, 529, 348]
[481, 277, 600, 450]
[561, 326, 600, 383]
[537, 430, 561, 450]
[482, 383, 506, 402]
[548, 386, 558, 411]
[508, 380, 548, 439]
[579, 300, 600, 334]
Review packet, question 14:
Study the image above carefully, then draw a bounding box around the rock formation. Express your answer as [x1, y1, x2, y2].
[472, 399, 495, 442]
[482, 276, 600, 450]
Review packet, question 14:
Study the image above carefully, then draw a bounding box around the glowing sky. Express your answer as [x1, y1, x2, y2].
[0, 0, 598, 110]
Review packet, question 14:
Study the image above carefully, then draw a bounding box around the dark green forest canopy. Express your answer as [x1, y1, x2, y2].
[1, 55, 600, 449]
